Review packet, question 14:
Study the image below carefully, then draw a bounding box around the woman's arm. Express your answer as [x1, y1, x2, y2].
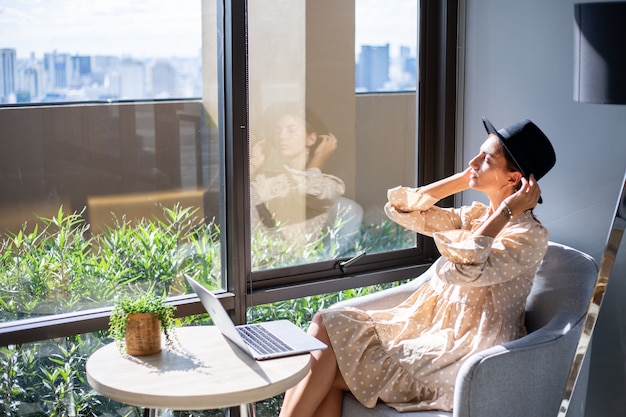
[433, 220, 549, 287]
[418, 167, 472, 201]
[388, 168, 472, 213]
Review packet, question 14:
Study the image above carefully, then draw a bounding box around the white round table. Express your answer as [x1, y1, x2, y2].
[86, 326, 310, 414]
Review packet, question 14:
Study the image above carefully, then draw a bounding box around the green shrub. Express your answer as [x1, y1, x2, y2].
[0, 204, 414, 416]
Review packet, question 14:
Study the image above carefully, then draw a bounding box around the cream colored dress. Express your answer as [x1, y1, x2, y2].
[321, 187, 549, 411]
[251, 166, 345, 244]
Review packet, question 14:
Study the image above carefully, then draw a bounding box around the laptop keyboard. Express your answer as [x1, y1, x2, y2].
[238, 325, 293, 355]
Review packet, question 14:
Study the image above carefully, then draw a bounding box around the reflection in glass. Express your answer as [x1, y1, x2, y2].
[251, 102, 363, 268]
[248, 0, 418, 270]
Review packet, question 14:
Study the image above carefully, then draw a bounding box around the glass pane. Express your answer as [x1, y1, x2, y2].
[248, 0, 417, 271]
[0, 329, 227, 416]
[0, 1, 202, 104]
[0, 0, 223, 323]
[356, 0, 418, 92]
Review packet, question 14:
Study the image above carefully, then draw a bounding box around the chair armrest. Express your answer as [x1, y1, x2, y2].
[453, 315, 589, 417]
[329, 263, 436, 311]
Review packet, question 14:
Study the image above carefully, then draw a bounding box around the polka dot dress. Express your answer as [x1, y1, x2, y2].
[321, 187, 549, 412]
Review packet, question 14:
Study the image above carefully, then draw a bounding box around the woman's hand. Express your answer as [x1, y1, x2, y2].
[459, 167, 474, 187]
[307, 133, 338, 170]
[472, 174, 540, 239]
[504, 174, 541, 215]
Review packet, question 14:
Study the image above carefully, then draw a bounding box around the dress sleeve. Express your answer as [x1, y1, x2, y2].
[433, 219, 550, 286]
[254, 167, 345, 206]
[299, 167, 345, 201]
[384, 186, 461, 237]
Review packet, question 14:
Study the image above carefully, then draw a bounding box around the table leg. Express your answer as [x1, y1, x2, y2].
[239, 403, 256, 417]
[143, 407, 251, 416]
[143, 408, 173, 417]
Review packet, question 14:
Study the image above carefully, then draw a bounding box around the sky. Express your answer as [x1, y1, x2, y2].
[0, 0, 417, 60]
[355, 0, 418, 56]
[0, 0, 202, 58]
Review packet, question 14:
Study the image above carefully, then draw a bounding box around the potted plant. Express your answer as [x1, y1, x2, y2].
[109, 291, 177, 356]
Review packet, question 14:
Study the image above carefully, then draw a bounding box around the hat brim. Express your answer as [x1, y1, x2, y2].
[482, 117, 498, 137]
[482, 117, 527, 176]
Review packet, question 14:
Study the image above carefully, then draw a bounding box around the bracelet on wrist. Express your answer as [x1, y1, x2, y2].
[501, 202, 513, 219]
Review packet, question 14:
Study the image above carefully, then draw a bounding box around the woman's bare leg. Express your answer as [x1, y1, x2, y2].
[311, 371, 350, 417]
[279, 313, 348, 417]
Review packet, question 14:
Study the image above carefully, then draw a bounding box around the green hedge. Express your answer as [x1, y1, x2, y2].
[0, 205, 413, 416]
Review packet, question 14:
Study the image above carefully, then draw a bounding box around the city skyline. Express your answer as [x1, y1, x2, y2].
[0, 1, 418, 103]
[1, 0, 417, 60]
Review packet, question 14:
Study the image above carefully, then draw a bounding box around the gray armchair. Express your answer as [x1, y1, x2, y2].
[338, 242, 598, 417]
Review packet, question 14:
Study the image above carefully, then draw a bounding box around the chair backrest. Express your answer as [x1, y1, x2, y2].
[524, 242, 598, 333]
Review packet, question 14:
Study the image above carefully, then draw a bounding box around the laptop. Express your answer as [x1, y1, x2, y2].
[185, 274, 327, 360]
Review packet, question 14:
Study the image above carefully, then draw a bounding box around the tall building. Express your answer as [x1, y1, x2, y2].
[91, 55, 119, 85]
[0, 48, 17, 103]
[120, 58, 146, 99]
[23, 67, 39, 101]
[44, 52, 72, 90]
[151, 60, 177, 98]
[399, 45, 417, 88]
[356, 44, 390, 92]
[71, 55, 92, 87]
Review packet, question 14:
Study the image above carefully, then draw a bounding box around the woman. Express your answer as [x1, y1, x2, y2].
[251, 103, 359, 250]
[271, 108, 339, 173]
[251, 106, 344, 240]
[279, 117, 557, 416]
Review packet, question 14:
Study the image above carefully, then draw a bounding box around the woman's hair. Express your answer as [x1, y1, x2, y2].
[262, 101, 328, 139]
[261, 101, 329, 166]
[499, 144, 523, 192]
[498, 139, 540, 220]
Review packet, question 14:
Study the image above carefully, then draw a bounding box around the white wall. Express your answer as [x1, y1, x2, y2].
[462, 0, 626, 415]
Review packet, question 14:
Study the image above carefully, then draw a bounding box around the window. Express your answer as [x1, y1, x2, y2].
[0, 1, 222, 325]
[0, 1, 202, 104]
[0, 0, 461, 332]
[248, 1, 418, 271]
[0, 0, 459, 414]
[246, 0, 442, 304]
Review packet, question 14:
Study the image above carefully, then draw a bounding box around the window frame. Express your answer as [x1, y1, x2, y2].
[245, 0, 460, 307]
[0, 0, 461, 346]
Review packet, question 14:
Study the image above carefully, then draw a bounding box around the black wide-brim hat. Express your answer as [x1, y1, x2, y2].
[482, 117, 556, 202]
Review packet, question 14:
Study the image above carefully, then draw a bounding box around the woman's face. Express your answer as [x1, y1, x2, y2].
[274, 114, 316, 159]
[468, 135, 517, 193]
